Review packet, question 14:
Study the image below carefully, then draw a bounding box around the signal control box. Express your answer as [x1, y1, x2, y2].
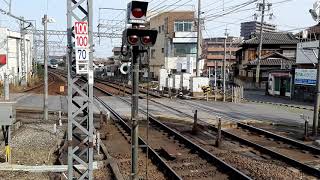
[0, 102, 16, 126]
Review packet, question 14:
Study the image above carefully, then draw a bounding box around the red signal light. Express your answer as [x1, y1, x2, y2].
[132, 8, 144, 18]
[141, 36, 151, 45]
[128, 35, 139, 45]
[0, 55, 6, 65]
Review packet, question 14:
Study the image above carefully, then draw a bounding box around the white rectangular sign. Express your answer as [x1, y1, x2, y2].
[296, 41, 319, 64]
[75, 21, 89, 48]
[74, 21, 89, 74]
[295, 69, 317, 86]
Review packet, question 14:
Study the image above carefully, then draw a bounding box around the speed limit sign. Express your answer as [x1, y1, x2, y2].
[74, 21, 90, 74]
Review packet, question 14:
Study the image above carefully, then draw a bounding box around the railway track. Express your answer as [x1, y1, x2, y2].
[89, 80, 251, 179]
[21, 72, 56, 93]
[148, 99, 320, 178]
[96, 78, 162, 98]
[98, 106, 167, 179]
[49, 70, 320, 178]
[96, 96, 251, 179]
[49, 70, 181, 179]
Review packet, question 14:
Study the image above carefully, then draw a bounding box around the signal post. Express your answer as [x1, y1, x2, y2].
[122, 1, 158, 179]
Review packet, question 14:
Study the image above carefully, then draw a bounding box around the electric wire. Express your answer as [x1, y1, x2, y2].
[204, 0, 258, 20]
[148, 0, 186, 18]
[145, 49, 151, 180]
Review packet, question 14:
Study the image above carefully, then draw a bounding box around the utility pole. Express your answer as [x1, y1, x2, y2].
[4, 32, 9, 101]
[256, 0, 266, 86]
[313, 37, 320, 136]
[214, 60, 217, 87]
[20, 17, 27, 86]
[42, 15, 48, 121]
[4, 71, 9, 101]
[196, 0, 201, 76]
[223, 29, 228, 102]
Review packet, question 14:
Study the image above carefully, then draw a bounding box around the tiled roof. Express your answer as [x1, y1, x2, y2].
[247, 52, 295, 66]
[248, 58, 295, 66]
[242, 32, 299, 45]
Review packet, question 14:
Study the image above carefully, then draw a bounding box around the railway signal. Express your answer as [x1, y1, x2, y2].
[123, 1, 158, 179]
[123, 28, 158, 47]
[126, 1, 148, 24]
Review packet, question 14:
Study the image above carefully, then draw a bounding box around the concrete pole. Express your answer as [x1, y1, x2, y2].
[131, 46, 139, 180]
[43, 14, 48, 121]
[214, 60, 217, 101]
[214, 61, 217, 87]
[313, 36, 320, 136]
[4, 72, 9, 101]
[256, 0, 266, 86]
[223, 37, 227, 102]
[196, 0, 201, 77]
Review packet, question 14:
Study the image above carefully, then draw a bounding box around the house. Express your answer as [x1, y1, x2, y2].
[148, 11, 204, 79]
[244, 52, 296, 97]
[235, 32, 299, 89]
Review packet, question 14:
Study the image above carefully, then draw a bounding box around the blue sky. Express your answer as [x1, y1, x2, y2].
[0, 0, 317, 57]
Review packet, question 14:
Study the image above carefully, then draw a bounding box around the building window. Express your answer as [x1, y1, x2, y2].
[282, 50, 296, 58]
[209, 52, 224, 56]
[174, 21, 193, 32]
[174, 43, 196, 57]
[161, 48, 164, 53]
[158, 26, 161, 33]
[162, 25, 165, 31]
[151, 49, 156, 59]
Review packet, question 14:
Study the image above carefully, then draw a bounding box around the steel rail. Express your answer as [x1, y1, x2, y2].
[167, 99, 320, 178]
[95, 96, 182, 180]
[96, 78, 162, 98]
[114, 97, 252, 179]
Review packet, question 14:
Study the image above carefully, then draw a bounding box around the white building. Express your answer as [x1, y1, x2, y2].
[0, 27, 34, 85]
[149, 11, 205, 79]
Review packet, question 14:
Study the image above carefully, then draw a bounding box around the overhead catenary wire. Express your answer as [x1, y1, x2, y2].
[204, 0, 258, 20]
[147, 0, 189, 18]
[147, 0, 193, 20]
[202, 0, 240, 14]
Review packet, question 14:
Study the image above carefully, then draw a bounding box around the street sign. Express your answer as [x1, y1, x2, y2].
[295, 69, 317, 86]
[75, 21, 90, 74]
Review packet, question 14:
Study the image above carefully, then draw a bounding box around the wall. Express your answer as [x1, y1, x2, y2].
[0, 28, 33, 84]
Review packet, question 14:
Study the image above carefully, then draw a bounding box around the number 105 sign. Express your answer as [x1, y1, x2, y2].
[75, 21, 90, 74]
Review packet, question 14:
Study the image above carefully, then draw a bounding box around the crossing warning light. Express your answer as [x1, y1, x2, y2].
[127, 1, 148, 24]
[0, 55, 7, 65]
[123, 28, 158, 47]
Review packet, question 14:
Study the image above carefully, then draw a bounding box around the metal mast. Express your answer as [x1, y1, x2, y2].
[67, 0, 94, 179]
